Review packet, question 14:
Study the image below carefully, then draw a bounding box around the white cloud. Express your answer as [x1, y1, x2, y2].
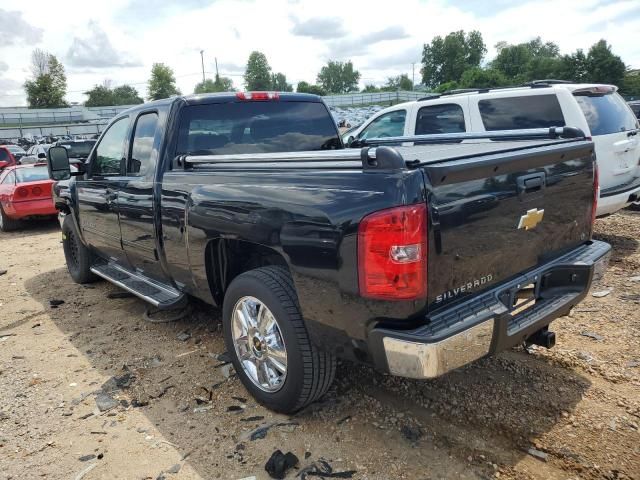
[0, 8, 43, 46]
[0, 0, 638, 106]
[66, 21, 142, 68]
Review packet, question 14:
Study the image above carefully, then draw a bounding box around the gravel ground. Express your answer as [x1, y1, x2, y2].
[0, 210, 638, 480]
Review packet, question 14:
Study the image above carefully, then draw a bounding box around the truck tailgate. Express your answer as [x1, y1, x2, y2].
[421, 140, 596, 308]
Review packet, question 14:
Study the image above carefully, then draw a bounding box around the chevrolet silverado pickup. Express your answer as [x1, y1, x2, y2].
[46, 92, 611, 413]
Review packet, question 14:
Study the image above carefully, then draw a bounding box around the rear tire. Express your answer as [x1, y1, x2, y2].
[62, 215, 98, 284]
[222, 266, 336, 414]
[0, 206, 20, 232]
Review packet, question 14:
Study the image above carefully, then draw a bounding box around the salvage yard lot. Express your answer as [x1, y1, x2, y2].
[0, 212, 639, 480]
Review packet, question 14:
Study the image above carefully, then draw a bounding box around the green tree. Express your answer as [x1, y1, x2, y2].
[24, 49, 68, 108]
[361, 84, 381, 93]
[434, 81, 459, 93]
[316, 60, 360, 94]
[244, 51, 272, 90]
[271, 72, 293, 92]
[621, 71, 640, 98]
[84, 84, 115, 107]
[421, 30, 486, 88]
[147, 63, 180, 100]
[492, 37, 563, 82]
[112, 85, 143, 105]
[586, 40, 626, 86]
[296, 81, 326, 95]
[559, 49, 589, 82]
[383, 74, 413, 91]
[459, 67, 507, 88]
[194, 74, 235, 93]
[84, 83, 143, 107]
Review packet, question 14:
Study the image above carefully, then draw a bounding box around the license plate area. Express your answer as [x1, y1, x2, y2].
[498, 277, 540, 316]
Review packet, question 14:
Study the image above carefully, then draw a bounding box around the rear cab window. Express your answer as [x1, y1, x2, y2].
[574, 92, 638, 136]
[478, 94, 565, 131]
[176, 101, 341, 156]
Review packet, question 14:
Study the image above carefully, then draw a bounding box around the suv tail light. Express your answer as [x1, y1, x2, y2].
[591, 164, 599, 226]
[358, 203, 427, 300]
[236, 91, 280, 101]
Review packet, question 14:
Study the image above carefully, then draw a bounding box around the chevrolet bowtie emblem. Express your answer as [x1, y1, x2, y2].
[518, 208, 545, 230]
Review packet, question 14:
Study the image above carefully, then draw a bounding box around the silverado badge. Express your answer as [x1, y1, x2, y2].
[518, 208, 544, 230]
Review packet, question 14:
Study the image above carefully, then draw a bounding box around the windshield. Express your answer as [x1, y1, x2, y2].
[574, 92, 638, 136]
[176, 101, 341, 155]
[6, 145, 25, 154]
[60, 141, 96, 158]
[15, 166, 49, 183]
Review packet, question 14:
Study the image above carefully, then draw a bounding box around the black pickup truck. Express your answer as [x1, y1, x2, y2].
[46, 92, 610, 413]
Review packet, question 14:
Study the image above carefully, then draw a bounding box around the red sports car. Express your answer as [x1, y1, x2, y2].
[0, 164, 57, 232]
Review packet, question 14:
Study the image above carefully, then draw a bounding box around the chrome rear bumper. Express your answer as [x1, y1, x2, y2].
[370, 240, 611, 379]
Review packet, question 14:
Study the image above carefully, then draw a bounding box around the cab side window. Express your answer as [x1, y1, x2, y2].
[92, 117, 129, 177]
[415, 104, 466, 135]
[358, 110, 406, 140]
[128, 113, 159, 176]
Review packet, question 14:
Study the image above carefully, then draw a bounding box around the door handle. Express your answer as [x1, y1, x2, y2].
[517, 173, 546, 196]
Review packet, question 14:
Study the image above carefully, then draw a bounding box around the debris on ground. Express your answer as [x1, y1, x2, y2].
[78, 454, 96, 462]
[400, 424, 423, 443]
[221, 364, 235, 378]
[580, 331, 604, 341]
[95, 392, 118, 412]
[176, 331, 191, 342]
[265, 449, 299, 479]
[0, 269, 7, 276]
[48, 299, 65, 307]
[526, 447, 549, 462]
[297, 458, 356, 479]
[591, 289, 612, 298]
[166, 464, 181, 474]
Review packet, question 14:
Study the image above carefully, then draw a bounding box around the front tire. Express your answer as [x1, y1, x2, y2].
[0, 206, 20, 232]
[222, 266, 336, 413]
[62, 215, 98, 284]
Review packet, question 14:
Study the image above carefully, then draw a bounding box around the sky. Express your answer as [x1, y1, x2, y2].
[0, 0, 639, 107]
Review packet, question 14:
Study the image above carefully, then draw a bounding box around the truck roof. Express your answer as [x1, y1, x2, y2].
[115, 92, 325, 118]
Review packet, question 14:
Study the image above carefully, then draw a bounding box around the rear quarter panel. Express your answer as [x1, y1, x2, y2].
[160, 166, 427, 361]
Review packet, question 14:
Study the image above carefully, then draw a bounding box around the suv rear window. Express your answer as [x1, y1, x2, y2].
[574, 93, 638, 136]
[479, 95, 565, 131]
[415, 104, 465, 135]
[176, 101, 341, 155]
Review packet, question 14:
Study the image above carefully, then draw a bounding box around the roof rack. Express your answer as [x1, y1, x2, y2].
[525, 79, 572, 86]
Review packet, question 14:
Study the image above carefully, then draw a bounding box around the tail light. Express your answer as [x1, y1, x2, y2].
[236, 91, 280, 101]
[591, 164, 599, 226]
[358, 203, 427, 300]
[31, 186, 42, 196]
[16, 187, 29, 198]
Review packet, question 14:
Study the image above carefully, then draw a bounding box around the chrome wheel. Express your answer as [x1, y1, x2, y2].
[231, 296, 287, 392]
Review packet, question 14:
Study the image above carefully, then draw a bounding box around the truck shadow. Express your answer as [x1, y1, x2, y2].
[25, 267, 591, 479]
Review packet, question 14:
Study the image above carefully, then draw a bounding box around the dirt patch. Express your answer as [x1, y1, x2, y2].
[0, 212, 639, 479]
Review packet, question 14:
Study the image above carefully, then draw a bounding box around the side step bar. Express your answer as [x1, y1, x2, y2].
[90, 263, 186, 310]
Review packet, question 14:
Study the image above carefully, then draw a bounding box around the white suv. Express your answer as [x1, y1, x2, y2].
[345, 82, 640, 216]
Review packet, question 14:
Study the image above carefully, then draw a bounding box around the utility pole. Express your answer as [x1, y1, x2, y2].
[200, 50, 205, 84]
[214, 57, 219, 79]
[411, 63, 415, 90]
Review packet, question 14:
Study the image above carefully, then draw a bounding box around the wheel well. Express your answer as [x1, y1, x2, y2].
[205, 239, 289, 305]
